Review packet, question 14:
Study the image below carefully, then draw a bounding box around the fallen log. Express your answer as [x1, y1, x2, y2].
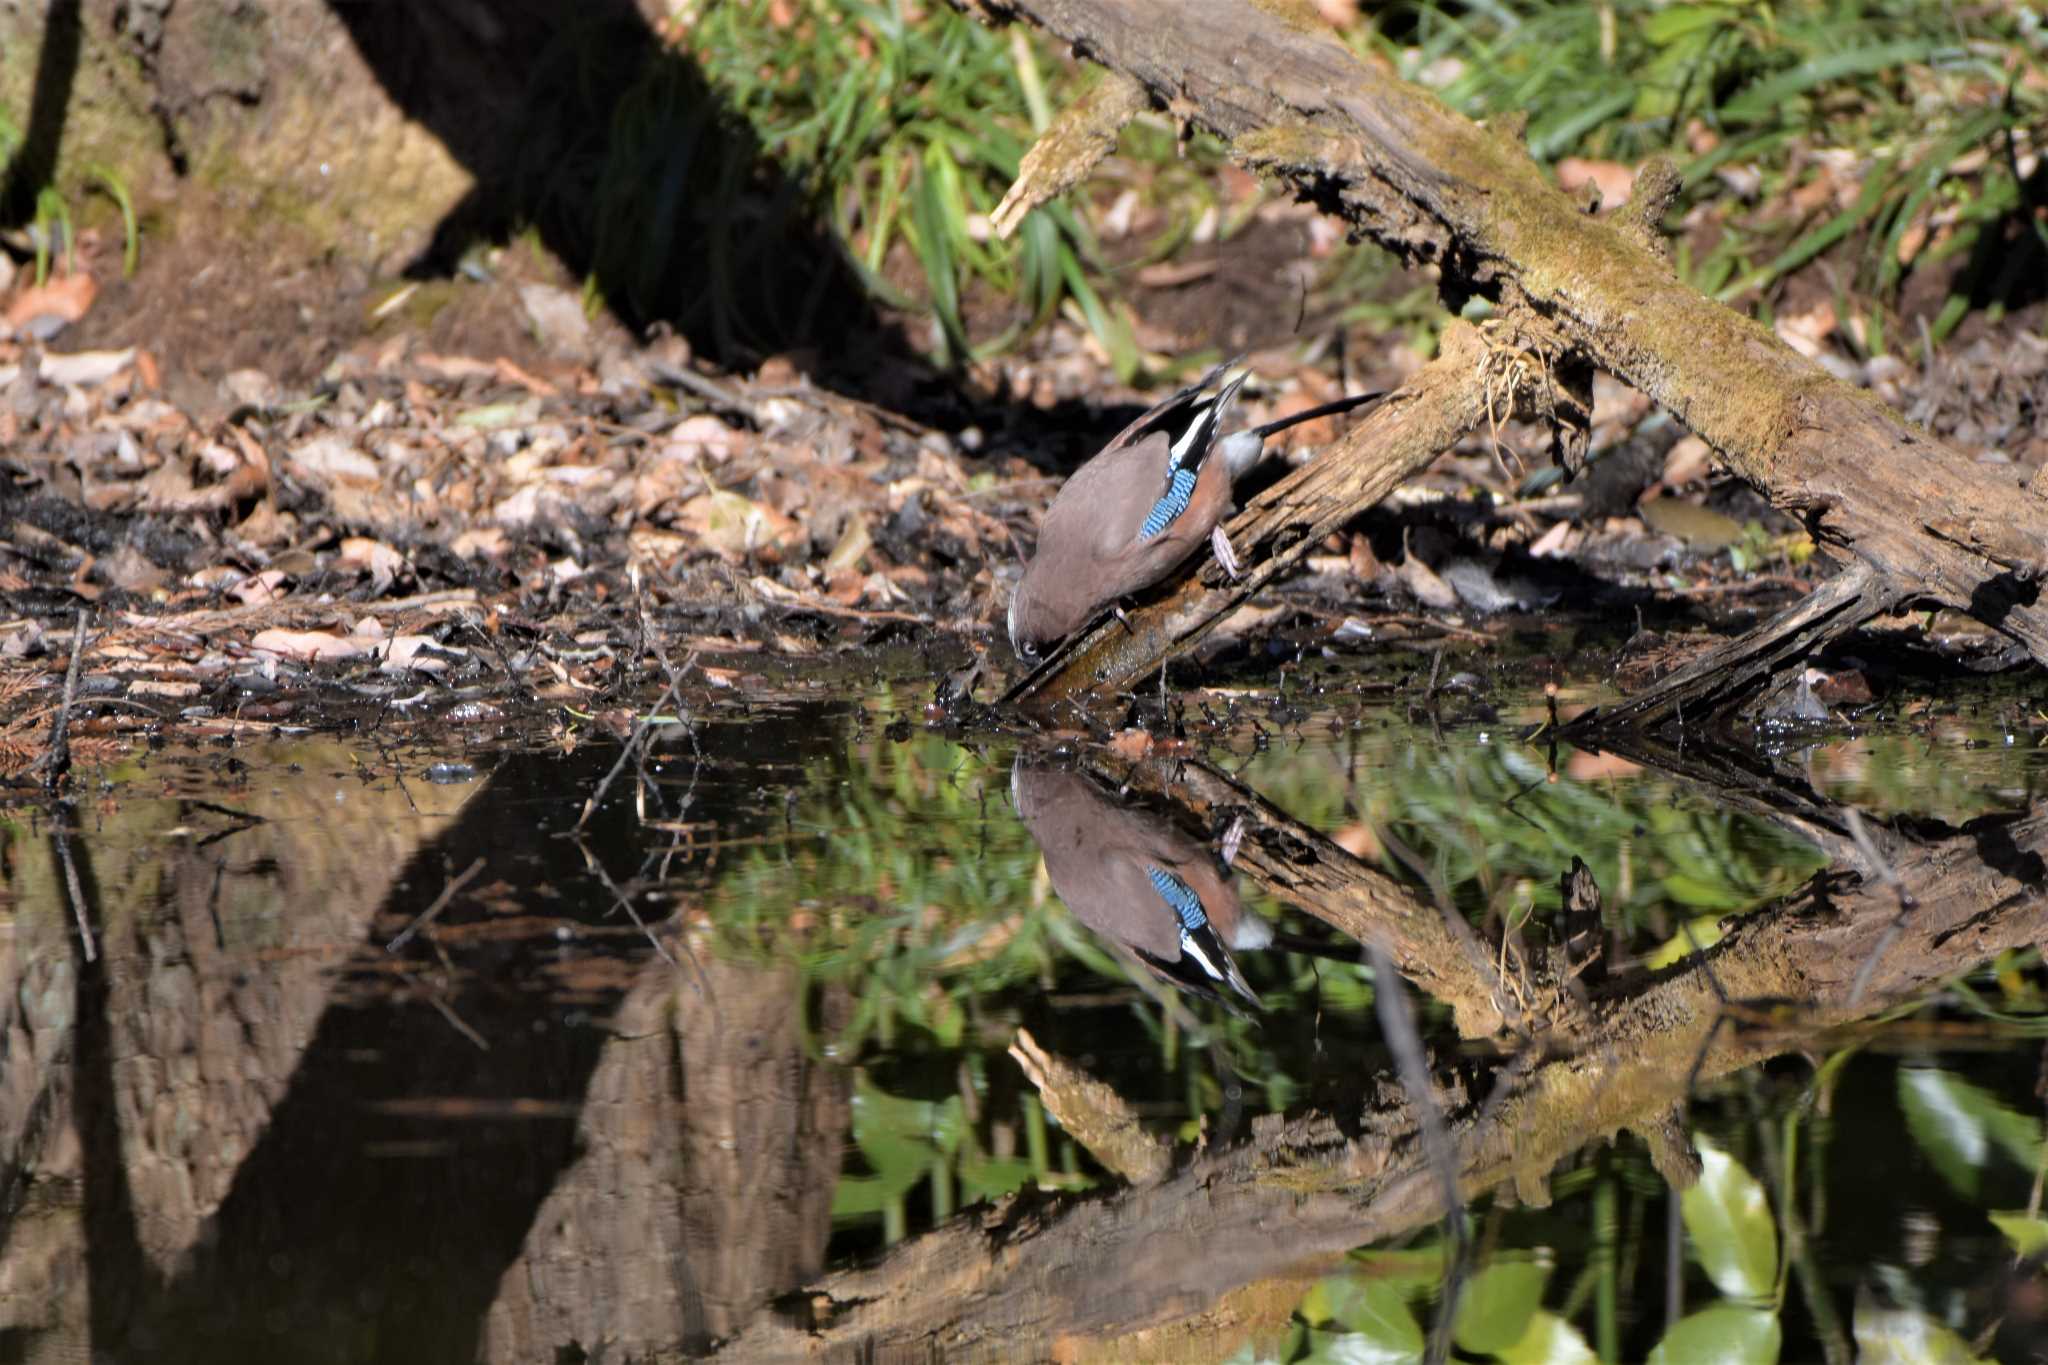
[983, 0, 2048, 718]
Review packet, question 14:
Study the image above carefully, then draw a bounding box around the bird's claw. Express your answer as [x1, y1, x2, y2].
[1220, 814, 1247, 867]
[1212, 526, 1241, 580]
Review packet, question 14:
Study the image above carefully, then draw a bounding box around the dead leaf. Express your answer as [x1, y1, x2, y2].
[674, 487, 803, 563]
[251, 629, 367, 662]
[1775, 302, 1838, 359]
[1556, 157, 1635, 209]
[6, 271, 96, 337]
[1331, 822, 1381, 860]
[1565, 750, 1641, 782]
[129, 680, 200, 699]
[39, 348, 134, 388]
[288, 435, 381, 485]
[1659, 435, 1715, 490]
[230, 569, 290, 606]
[1106, 729, 1154, 761]
[1397, 554, 1459, 611]
[336, 537, 407, 594]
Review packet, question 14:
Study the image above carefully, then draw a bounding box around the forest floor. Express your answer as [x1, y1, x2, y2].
[1, 193, 2045, 772]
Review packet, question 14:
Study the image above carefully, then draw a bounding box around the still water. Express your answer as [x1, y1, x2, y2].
[5, 658, 2048, 1363]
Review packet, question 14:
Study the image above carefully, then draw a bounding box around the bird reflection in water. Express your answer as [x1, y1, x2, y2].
[1011, 755, 1273, 1007]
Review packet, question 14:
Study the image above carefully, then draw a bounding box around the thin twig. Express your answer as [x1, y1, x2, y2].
[35, 608, 90, 794]
[52, 816, 96, 963]
[385, 857, 487, 953]
[1845, 808, 1916, 1007]
[426, 991, 490, 1051]
[1370, 939, 1467, 1364]
[576, 655, 695, 832]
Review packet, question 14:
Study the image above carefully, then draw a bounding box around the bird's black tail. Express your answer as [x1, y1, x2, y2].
[1249, 389, 1386, 441]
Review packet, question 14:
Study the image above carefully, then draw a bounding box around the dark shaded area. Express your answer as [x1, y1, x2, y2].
[56, 704, 855, 1362]
[327, 0, 900, 380]
[0, 0, 80, 227]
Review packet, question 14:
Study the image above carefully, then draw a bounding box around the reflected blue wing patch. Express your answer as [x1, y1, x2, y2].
[1146, 866, 1207, 932]
[1139, 468, 1199, 541]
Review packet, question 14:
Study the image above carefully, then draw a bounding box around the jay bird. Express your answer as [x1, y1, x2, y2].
[1012, 756, 1271, 1007]
[1007, 364, 1383, 661]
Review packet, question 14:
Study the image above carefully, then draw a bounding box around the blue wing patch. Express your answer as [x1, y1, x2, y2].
[1139, 468, 1199, 541]
[1146, 866, 1207, 932]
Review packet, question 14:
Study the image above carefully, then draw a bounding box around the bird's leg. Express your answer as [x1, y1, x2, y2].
[1211, 525, 1242, 580]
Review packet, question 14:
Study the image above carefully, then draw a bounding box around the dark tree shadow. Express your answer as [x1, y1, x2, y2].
[0, 0, 81, 227]
[326, 0, 910, 383]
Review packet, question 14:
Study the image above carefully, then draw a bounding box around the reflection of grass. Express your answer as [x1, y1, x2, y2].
[1804, 729, 2047, 823]
[1241, 726, 1826, 944]
[698, 711, 1855, 1245]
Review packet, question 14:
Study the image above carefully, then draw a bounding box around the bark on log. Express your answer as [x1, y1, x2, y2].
[984, 0, 2048, 704]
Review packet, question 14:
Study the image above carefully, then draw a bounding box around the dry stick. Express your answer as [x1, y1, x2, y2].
[1567, 563, 1887, 732]
[575, 654, 695, 833]
[36, 608, 90, 794]
[1156, 755, 1516, 1040]
[1369, 938, 1468, 1365]
[992, 0, 2048, 668]
[1844, 807, 1917, 1007]
[579, 846, 680, 971]
[1009, 324, 1499, 706]
[51, 817, 96, 964]
[426, 991, 490, 1052]
[385, 857, 487, 954]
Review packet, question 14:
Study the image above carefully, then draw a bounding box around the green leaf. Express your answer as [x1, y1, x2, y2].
[1898, 1067, 2045, 1201]
[1990, 1211, 2048, 1259]
[1302, 1276, 1423, 1348]
[1643, 5, 1726, 46]
[1299, 1327, 1424, 1365]
[1498, 1311, 1598, 1365]
[1646, 1303, 1780, 1365]
[1722, 41, 1955, 125]
[1851, 1296, 1991, 1365]
[1645, 914, 1728, 969]
[1453, 1254, 1551, 1355]
[1681, 1140, 1777, 1300]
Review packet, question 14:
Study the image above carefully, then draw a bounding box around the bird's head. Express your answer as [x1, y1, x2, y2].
[1007, 588, 1042, 664]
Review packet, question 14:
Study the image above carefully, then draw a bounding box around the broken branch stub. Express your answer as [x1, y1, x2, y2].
[990, 71, 1149, 239]
[984, 0, 2048, 687]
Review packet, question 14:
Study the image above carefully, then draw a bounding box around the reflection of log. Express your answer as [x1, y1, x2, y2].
[1011, 324, 1496, 705]
[483, 958, 849, 1358]
[1144, 759, 1515, 1041]
[989, 0, 2048, 707]
[724, 791, 2048, 1359]
[0, 748, 441, 1341]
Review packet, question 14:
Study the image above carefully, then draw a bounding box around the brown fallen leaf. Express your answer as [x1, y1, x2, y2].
[230, 569, 290, 606]
[336, 537, 407, 594]
[673, 487, 803, 563]
[251, 628, 366, 662]
[1106, 728, 1154, 761]
[1556, 157, 1636, 210]
[5, 271, 97, 336]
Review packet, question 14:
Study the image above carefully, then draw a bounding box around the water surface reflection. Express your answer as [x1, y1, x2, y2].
[3, 676, 2048, 1361]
